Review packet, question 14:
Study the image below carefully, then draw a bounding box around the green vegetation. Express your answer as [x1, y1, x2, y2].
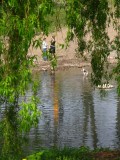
[26, 147, 120, 160]
[26, 147, 92, 160]
[64, 0, 120, 91]
[1, 0, 120, 159]
[0, 0, 54, 159]
[47, 5, 66, 33]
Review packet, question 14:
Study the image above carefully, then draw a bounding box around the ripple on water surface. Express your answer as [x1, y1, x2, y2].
[1, 68, 119, 156]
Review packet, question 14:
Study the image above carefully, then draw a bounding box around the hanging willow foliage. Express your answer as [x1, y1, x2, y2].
[0, 0, 54, 158]
[65, 0, 120, 91]
[0, 0, 54, 132]
[0, 0, 120, 129]
[0, 0, 120, 158]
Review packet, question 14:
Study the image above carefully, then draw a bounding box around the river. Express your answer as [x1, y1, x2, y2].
[23, 68, 120, 155]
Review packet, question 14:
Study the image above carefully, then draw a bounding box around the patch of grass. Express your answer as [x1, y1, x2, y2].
[26, 146, 92, 160]
[25, 147, 120, 160]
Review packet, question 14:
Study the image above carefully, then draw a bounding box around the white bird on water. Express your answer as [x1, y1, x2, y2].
[82, 68, 88, 76]
[97, 83, 114, 89]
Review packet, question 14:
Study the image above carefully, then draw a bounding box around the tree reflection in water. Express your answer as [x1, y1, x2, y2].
[81, 77, 98, 148]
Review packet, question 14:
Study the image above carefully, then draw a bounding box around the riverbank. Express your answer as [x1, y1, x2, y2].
[32, 58, 91, 72]
[29, 28, 90, 71]
[29, 28, 116, 72]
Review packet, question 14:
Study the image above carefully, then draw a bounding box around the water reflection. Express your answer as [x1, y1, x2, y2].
[51, 74, 59, 126]
[1, 68, 120, 157]
[81, 77, 98, 148]
[116, 97, 120, 147]
[51, 73, 59, 147]
[35, 68, 120, 151]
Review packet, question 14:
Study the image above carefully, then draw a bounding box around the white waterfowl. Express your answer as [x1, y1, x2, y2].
[107, 84, 114, 88]
[82, 68, 88, 76]
[97, 83, 114, 89]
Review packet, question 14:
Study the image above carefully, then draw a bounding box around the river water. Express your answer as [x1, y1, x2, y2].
[24, 68, 120, 155]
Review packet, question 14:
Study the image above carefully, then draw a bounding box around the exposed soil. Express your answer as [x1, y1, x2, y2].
[28, 27, 117, 72]
[93, 151, 120, 160]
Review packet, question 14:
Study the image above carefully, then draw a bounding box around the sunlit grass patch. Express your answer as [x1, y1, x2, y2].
[26, 146, 92, 160]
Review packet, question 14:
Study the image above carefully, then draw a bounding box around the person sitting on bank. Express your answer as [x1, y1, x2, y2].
[42, 37, 48, 61]
[49, 36, 56, 58]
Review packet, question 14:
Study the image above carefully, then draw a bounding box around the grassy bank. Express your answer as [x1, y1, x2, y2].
[25, 147, 120, 160]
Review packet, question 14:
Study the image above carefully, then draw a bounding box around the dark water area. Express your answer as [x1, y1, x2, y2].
[23, 68, 120, 155]
[0, 68, 120, 157]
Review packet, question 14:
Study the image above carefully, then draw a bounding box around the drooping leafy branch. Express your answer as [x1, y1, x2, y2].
[0, 0, 54, 131]
[65, 0, 120, 89]
[0, 0, 55, 158]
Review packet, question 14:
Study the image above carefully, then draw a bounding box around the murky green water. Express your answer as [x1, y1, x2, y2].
[23, 68, 120, 155]
[0, 68, 120, 157]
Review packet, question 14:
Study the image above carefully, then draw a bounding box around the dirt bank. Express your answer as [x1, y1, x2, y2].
[28, 28, 116, 71]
